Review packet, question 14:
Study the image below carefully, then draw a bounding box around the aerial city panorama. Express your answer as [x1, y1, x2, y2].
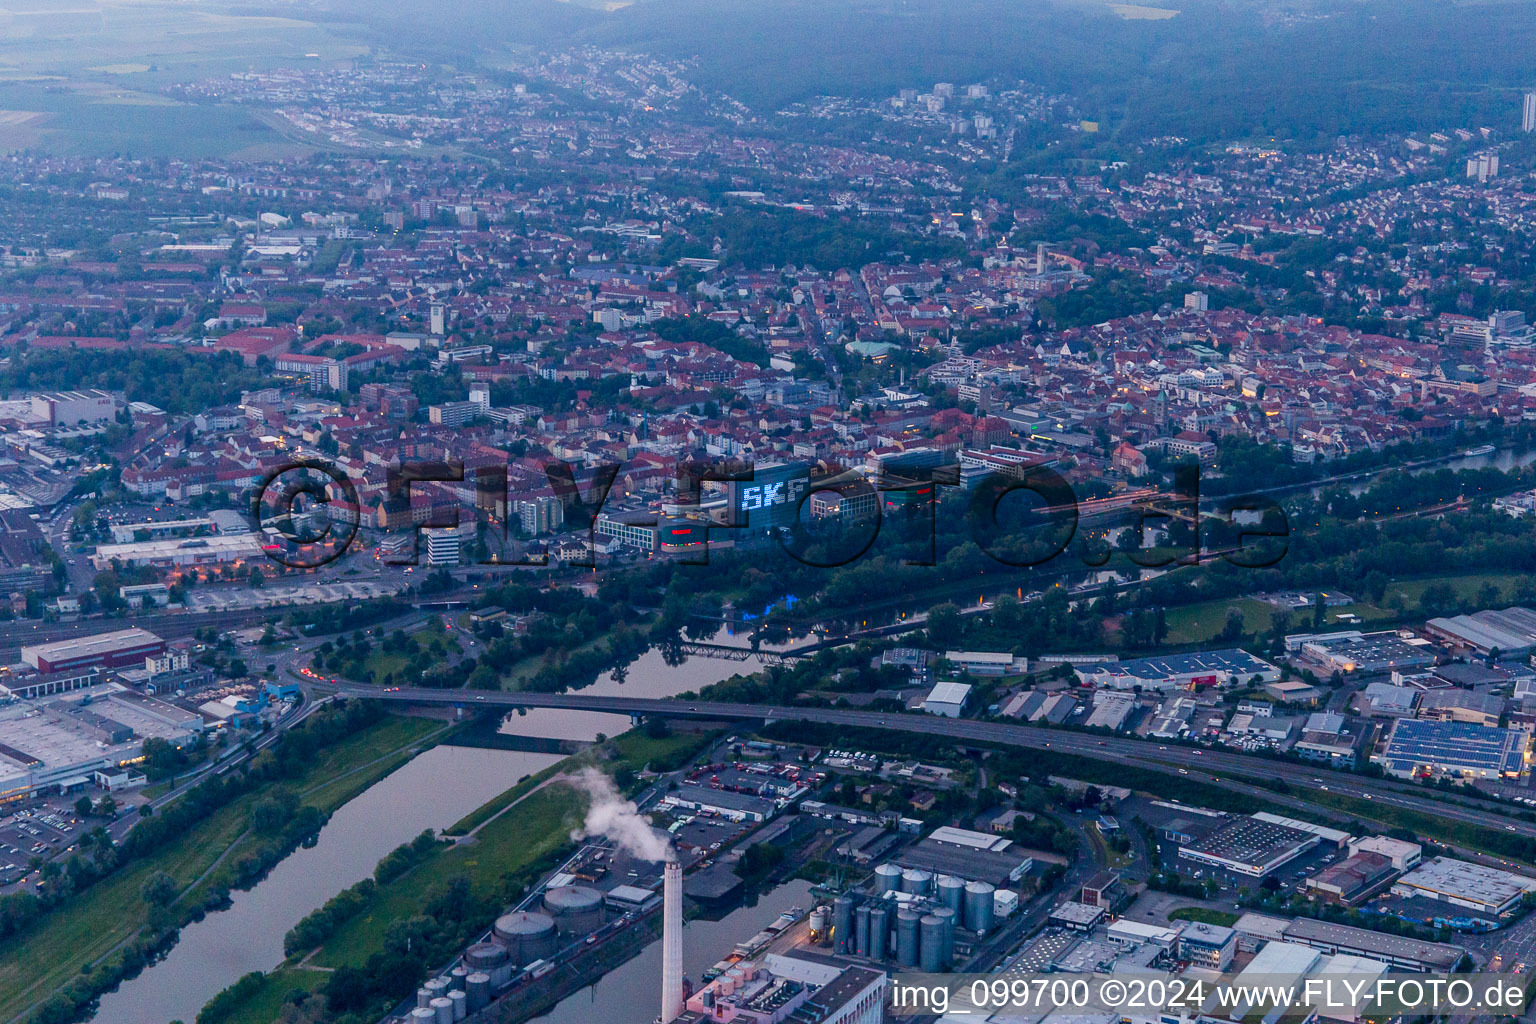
[6, 2, 1536, 1024]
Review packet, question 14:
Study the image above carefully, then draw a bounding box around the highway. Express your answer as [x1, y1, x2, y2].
[334, 686, 1536, 845]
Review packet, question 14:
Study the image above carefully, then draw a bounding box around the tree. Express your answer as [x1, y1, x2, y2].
[140, 870, 178, 907]
[926, 602, 963, 646]
[74, 796, 93, 818]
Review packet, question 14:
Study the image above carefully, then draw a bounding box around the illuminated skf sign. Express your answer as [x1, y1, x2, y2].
[738, 479, 807, 512]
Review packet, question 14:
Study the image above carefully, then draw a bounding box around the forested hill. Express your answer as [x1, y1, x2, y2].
[325, 0, 1536, 143]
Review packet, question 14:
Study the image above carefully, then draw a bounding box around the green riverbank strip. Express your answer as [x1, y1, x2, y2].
[0, 714, 443, 1024]
[200, 729, 713, 1024]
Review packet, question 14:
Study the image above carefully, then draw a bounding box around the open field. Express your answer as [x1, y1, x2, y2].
[1168, 906, 1239, 926]
[0, 714, 441, 1019]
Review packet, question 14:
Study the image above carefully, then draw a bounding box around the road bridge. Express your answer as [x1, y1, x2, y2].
[335, 685, 1536, 844]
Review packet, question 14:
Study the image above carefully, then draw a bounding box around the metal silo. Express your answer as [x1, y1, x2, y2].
[934, 907, 957, 962]
[809, 905, 830, 944]
[409, 1009, 437, 1024]
[543, 886, 605, 935]
[896, 910, 921, 967]
[833, 896, 855, 954]
[466, 974, 491, 1013]
[900, 867, 933, 895]
[964, 881, 996, 934]
[868, 904, 889, 960]
[854, 904, 871, 956]
[431, 996, 454, 1024]
[938, 875, 965, 914]
[448, 990, 467, 1022]
[465, 941, 510, 971]
[493, 912, 558, 964]
[918, 914, 946, 972]
[874, 863, 903, 894]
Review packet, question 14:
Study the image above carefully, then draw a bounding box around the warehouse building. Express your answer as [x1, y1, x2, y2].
[1075, 648, 1279, 691]
[921, 681, 971, 717]
[1373, 719, 1527, 780]
[660, 783, 775, 822]
[1305, 851, 1398, 905]
[892, 826, 1033, 885]
[89, 533, 264, 570]
[1348, 835, 1422, 871]
[1302, 633, 1436, 675]
[1177, 814, 1319, 878]
[1424, 606, 1536, 658]
[20, 628, 166, 674]
[1280, 917, 1467, 972]
[1416, 689, 1505, 727]
[1391, 857, 1536, 917]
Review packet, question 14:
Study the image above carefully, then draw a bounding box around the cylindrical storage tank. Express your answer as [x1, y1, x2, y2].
[809, 905, 829, 944]
[465, 941, 510, 971]
[934, 906, 957, 963]
[543, 886, 604, 935]
[466, 974, 491, 1013]
[489, 964, 513, 990]
[410, 1009, 437, 1024]
[449, 990, 467, 1022]
[424, 978, 449, 1000]
[919, 914, 946, 972]
[868, 904, 889, 961]
[964, 881, 996, 934]
[493, 912, 558, 965]
[431, 996, 454, 1024]
[450, 966, 469, 988]
[896, 910, 921, 967]
[900, 867, 932, 895]
[874, 863, 903, 894]
[854, 904, 871, 956]
[938, 875, 965, 915]
[417, 987, 433, 1009]
[833, 897, 854, 954]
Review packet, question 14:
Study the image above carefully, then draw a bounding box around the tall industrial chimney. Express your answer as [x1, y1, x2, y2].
[660, 858, 684, 1024]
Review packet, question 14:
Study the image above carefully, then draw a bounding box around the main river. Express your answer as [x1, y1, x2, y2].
[92, 627, 794, 1024]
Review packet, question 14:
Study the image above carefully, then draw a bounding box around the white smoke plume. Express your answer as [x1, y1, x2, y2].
[568, 767, 676, 863]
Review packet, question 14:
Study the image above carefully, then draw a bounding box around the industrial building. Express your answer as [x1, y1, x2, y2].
[1074, 648, 1280, 691]
[890, 826, 1033, 886]
[1301, 633, 1435, 675]
[0, 684, 203, 804]
[20, 628, 166, 673]
[1424, 606, 1536, 657]
[1347, 835, 1421, 870]
[1373, 718, 1527, 780]
[942, 651, 1025, 676]
[1279, 917, 1467, 972]
[662, 783, 775, 822]
[1178, 921, 1236, 969]
[1391, 856, 1536, 917]
[1416, 689, 1505, 726]
[1305, 851, 1398, 904]
[1176, 814, 1319, 878]
[920, 681, 971, 717]
[677, 954, 885, 1024]
[88, 533, 264, 570]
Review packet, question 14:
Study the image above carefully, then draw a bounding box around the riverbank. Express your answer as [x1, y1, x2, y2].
[196, 727, 714, 1024]
[0, 709, 444, 1024]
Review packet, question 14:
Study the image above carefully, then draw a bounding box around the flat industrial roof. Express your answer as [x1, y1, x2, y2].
[1394, 856, 1536, 910]
[1380, 719, 1526, 774]
[20, 628, 162, 662]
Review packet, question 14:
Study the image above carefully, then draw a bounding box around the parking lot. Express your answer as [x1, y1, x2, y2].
[0, 808, 79, 881]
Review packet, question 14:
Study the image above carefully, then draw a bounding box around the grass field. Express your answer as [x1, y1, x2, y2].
[1168, 906, 1238, 926]
[0, 714, 441, 1020]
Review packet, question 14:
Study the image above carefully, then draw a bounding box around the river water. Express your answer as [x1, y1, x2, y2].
[530, 879, 815, 1024]
[93, 627, 770, 1024]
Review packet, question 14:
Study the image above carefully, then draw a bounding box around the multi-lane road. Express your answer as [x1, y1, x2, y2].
[334, 686, 1536, 845]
